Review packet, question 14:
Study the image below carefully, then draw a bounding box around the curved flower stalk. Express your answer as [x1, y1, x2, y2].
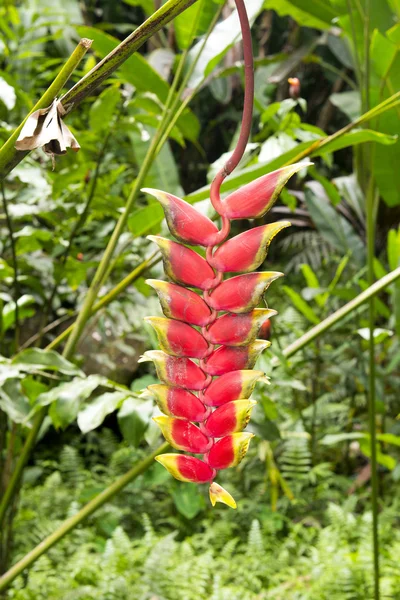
[140, 0, 312, 508]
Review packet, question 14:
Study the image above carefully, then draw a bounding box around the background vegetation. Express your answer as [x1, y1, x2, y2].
[0, 0, 400, 597]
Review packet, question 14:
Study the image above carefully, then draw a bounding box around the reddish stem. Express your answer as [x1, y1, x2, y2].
[209, 0, 254, 217]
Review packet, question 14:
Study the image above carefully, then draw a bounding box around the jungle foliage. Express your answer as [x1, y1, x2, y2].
[0, 0, 400, 597]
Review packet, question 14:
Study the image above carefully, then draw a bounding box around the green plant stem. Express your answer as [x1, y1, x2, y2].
[0, 442, 169, 592]
[0, 0, 200, 178]
[0, 183, 19, 350]
[0, 39, 92, 178]
[0, 414, 43, 527]
[366, 175, 380, 600]
[1, 266, 400, 588]
[278, 265, 400, 361]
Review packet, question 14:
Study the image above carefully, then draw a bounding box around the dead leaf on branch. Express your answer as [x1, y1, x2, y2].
[15, 98, 80, 166]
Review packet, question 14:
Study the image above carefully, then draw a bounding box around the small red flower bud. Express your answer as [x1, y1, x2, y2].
[288, 77, 301, 99]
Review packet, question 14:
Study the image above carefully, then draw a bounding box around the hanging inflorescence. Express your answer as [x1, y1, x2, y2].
[140, 0, 311, 508]
[140, 162, 309, 508]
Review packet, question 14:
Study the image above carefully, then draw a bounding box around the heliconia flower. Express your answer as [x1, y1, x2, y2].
[153, 416, 211, 453]
[144, 317, 209, 358]
[202, 369, 266, 407]
[143, 188, 219, 246]
[207, 432, 254, 470]
[206, 272, 283, 313]
[140, 351, 207, 390]
[210, 222, 291, 273]
[155, 454, 215, 483]
[205, 309, 276, 346]
[141, 152, 302, 507]
[146, 280, 212, 326]
[148, 384, 208, 421]
[203, 340, 270, 376]
[204, 400, 256, 437]
[147, 236, 216, 290]
[209, 482, 237, 509]
[216, 163, 311, 219]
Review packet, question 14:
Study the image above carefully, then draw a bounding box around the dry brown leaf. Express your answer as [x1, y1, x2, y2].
[15, 99, 80, 158]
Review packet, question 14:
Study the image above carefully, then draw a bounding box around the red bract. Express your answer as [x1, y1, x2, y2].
[143, 188, 219, 246]
[145, 317, 209, 358]
[203, 341, 270, 376]
[146, 280, 212, 326]
[149, 384, 208, 421]
[205, 272, 283, 313]
[143, 157, 306, 508]
[217, 163, 311, 219]
[148, 236, 216, 290]
[205, 309, 276, 346]
[211, 222, 290, 273]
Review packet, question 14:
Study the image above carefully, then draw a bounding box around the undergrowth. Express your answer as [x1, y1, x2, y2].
[6, 433, 400, 600]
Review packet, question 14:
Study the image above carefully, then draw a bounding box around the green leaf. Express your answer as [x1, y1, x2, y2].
[0, 379, 31, 423]
[89, 85, 121, 132]
[117, 397, 153, 447]
[12, 348, 83, 376]
[248, 419, 281, 441]
[320, 432, 366, 445]
[282, 285, 320, 324]
[360, 439, 396, 471]
[330, 91, 361, 121]
[174, 0, 219, 50]
[0, 76, 16, 110]
[129, 129, 183, 196]
[2, 295, 35, 333]
[377, 433, 400, 447]
[122, 0, 154, 16]
[33, 375, 106, 428]
[128, 203, 164, 238]
[305, 188, 365, 266]
[14, 226, 53, 254]
[172, 483, 204, 519]
[77, 391, 128, 434]
[320, 129, 397, 154]
[76, 27, 168, 101]
[265, 0, 337, 29]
